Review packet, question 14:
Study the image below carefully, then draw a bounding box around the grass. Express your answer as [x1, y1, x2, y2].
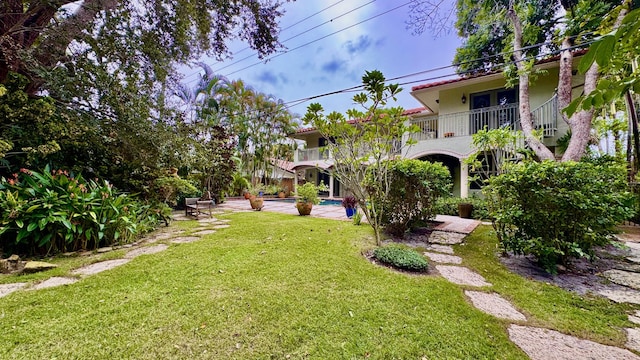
[0, 213, 635, 359]
[456, 225, 638, 346]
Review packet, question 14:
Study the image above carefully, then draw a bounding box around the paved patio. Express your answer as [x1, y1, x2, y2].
[217, 199, 480, 234]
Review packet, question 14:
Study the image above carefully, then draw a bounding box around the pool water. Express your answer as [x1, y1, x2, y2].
[266, 198, 343, 206]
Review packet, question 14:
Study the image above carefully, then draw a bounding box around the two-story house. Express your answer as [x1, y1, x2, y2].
[290, 55, 586, 198]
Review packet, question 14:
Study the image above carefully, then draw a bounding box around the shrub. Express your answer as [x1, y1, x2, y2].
[372, 159, 451, 237]
[295, 182, 327, 204]
[0, 166, 166, 255]
[341, 195, 357, 209]
[485, 159, 634, 273]
[435, 196, 490, 220]
[155, 175, 200, 207]
[373, 245, 428, 272]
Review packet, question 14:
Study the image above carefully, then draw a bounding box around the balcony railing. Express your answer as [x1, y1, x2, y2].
[297, 147, 329, 161]
[411, 96, 558, 141]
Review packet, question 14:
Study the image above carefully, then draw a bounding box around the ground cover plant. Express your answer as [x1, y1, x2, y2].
[372, 244, 429, 272]
[0, 212, 634, 358]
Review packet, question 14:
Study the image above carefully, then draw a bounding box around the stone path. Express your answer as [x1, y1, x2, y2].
[0, 214, 230, 298]
[424, 225, 640, 359]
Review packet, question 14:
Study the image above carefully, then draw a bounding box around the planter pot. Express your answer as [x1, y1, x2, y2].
[243, 192, 251, 199]
[278, 191, 286, 198]
[296, 202, 313, 216]
[458, 203, 473, 219]
[249, 197, 264, 211]
[345, 207, 357, 218]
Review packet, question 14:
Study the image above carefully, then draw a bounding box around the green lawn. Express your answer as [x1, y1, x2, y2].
[0, 212, 634, 359]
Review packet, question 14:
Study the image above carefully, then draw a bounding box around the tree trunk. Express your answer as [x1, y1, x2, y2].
[507, 6, 555, 161]
[561, 62, 598, 161]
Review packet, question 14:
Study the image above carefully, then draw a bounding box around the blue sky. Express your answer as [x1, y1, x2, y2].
[179, 0, 462, 117]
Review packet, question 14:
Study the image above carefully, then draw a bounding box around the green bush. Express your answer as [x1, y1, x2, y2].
[372, 159, 451, 237]
[155, 175, 200, 207]
[373, 244, 428, 272]
[435, 196, 490, 220]
[0, 166, 166, 255]
[485, 159, 634, 273]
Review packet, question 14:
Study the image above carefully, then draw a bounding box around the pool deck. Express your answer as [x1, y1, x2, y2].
[216, 199, 480, 234]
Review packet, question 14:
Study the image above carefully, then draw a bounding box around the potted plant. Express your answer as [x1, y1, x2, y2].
[458, 202, 473, 219]
[248, 184, 264, 210]
[278, 185, 289, 198]
[295, 182, 326, 215]
[341, 195, 358, 218]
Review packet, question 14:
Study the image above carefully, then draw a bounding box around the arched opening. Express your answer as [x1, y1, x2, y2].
[417, 153, 462, 197]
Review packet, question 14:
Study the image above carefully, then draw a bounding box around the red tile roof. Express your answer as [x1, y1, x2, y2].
[294, 107, 427, 134]
[411, 49, 588, 92]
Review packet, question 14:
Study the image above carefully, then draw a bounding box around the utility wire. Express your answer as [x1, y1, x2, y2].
[224, 2, 410, 77]
[181, 0, 363, 83]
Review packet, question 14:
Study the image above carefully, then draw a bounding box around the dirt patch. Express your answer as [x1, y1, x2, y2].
[508, 324, 640, 360]
[499, 244, 637, 297]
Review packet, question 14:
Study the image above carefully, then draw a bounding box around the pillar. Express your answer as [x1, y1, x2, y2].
[329, 172, 335, 199]
[460, 160, 469, 199]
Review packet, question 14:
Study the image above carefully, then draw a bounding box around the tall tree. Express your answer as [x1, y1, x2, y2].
[409, 0, 630, 161]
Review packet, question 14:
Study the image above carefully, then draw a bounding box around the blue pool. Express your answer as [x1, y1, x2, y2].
[265, 198, 343, 206]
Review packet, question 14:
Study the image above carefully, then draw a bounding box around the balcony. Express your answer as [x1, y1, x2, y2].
[410, 96, 558, 141]
[296, 147, 330, 162]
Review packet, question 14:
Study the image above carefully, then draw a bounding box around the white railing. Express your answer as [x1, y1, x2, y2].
[532, 95, 558, 137]
[410, 98, 558, 141]
[297, 147, 329, 161]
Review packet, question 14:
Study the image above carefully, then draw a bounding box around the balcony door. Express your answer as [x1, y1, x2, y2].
[469, 89, 517, 134]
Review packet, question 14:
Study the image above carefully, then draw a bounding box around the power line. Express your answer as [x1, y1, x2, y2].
[223, 1, 411, 77]
[208, 0, 378, 76]
[181, 0, 362, 84]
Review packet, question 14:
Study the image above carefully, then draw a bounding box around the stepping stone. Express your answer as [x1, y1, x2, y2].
[197, 218, 220, 224]
[423, 252, 462, 264]
[30, 277, 78, 290]
[0, 283, 28, 298]
[429, 231, 466, 245]
[435, 265, 492, 287]
[629, 310, 640, 325]
[217, 219, 231, 223]
[602, 270, 640, 290]
[613, 262, 640, 273]
[72, 259, 130, 276]
[96, 247, 113, 253]
[465, 291, 526, 321]
[171, 236, 201, 244]
[508, 324, 640, 360]
[627, 328, 640, 353]
[425, 244, 454, 254]
[212, 224, 230, 229]
[193, 230, 217, 236]
[23, 261, 58, 273]
[598, 289, 640, 304]
[124, 244, 168, 259]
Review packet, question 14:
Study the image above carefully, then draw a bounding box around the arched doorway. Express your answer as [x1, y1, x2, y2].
[417, 153, 463, 197]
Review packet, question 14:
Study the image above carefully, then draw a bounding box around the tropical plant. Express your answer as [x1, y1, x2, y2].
[0, 167, 165, 255]
[295, 182, 328, 205]
[303, 70, 419, 245]
[341, 195, 358, 209]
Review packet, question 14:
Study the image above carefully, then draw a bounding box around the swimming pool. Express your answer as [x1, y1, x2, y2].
[265, 198, 343, 206]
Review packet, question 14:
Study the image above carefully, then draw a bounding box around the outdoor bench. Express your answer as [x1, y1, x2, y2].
[185, 197, 214, 217]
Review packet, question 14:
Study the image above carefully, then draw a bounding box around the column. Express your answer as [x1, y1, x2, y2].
[460, 160, 469, 199]
[293, 169, 298, 195]
[329, 173, 335, 199]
